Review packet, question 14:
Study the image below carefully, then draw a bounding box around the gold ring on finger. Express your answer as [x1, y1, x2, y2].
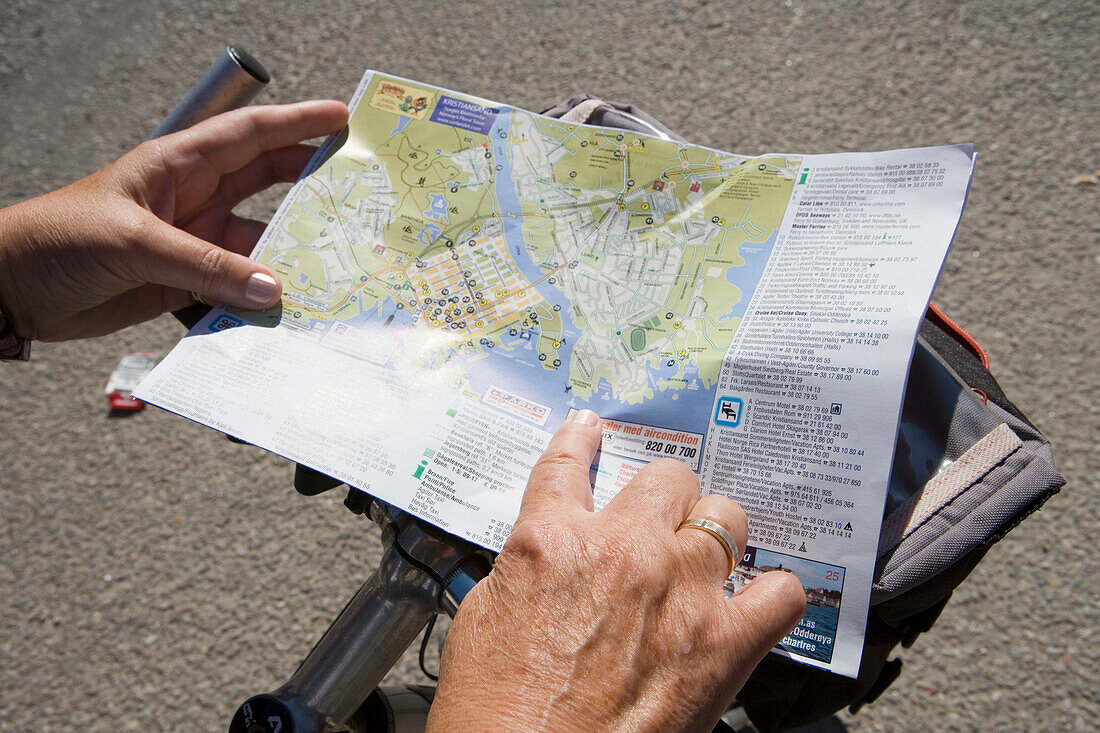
[676, 517, 737, 578]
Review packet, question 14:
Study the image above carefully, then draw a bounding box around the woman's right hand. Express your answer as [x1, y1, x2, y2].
[428, 410, 806, 732]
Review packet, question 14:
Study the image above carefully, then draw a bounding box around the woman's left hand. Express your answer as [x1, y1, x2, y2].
[0, 100, 348, 341]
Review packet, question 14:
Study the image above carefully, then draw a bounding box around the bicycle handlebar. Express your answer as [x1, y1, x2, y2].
[149, 45, 269, 140]
[228, 501, 492, 732]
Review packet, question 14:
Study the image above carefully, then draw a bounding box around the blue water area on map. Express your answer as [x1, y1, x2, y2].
[720, 236, 777, 322]
[299, 272, 309, 284]
[338, 296, 417, 333]
[418, 223, 442, 246]
[639, 361, 716, 429]
[461, 339, 718, 438]
[425, 193, 449, 223]
[432, 108, 724, 440]
[389, 115, 411, 136]
[377, 298, 417, 327]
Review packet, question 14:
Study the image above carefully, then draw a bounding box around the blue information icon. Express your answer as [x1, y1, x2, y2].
[209, 314, 244, 332]
[714, 396, 743, 428]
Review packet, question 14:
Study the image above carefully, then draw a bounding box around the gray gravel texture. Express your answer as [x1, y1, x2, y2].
[1, 1, 1097, 731]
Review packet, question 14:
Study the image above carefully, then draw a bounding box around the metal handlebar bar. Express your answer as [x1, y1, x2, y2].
[148, 45, 270, 140]
[229, 501, 492, 733]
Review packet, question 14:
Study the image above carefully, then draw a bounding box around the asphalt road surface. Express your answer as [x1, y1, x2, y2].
[1, 1, 1097, 731]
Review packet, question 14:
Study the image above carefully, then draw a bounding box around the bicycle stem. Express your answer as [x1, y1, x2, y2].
[245, 522, 437, 731]
[229, 501, 493, 733]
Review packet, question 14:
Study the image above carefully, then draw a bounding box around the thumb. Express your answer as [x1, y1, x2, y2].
[128, 212, 282, 310]
[727, 570, 807, 661]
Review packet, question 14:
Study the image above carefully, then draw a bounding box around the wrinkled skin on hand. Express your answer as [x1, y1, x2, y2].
[0, 101, 348, 341]
[428, 411, 806, 732]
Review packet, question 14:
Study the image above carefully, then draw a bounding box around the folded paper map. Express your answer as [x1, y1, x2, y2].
[136, 71, 975, 677]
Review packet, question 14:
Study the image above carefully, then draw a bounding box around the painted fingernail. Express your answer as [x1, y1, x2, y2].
[244, 272, 278, 307]
[567, 409, 599, 426]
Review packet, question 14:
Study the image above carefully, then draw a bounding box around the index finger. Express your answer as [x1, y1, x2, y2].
[166, 100, 349, 176]
[516, 410, 603, 522]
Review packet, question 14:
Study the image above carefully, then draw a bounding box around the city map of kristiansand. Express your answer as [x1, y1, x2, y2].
[137, 71, 975, 677]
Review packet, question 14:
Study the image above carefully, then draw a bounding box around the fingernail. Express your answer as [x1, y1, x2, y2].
[567, 409, 599, 426]
[244, 272, 278, 307]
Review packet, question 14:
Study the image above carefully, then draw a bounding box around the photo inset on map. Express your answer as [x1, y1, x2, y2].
[732, 546, 845, 664]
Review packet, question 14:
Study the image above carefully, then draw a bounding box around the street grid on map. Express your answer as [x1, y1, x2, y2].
[250, 74, 798, 411]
